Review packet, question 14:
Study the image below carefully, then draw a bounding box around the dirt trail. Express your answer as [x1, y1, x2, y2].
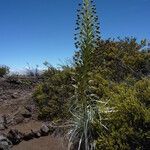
[0, 77, 67, 150]
[0, 89, 33, 114]
[12, 136, 66, 150]
[10, 121, 67, 150]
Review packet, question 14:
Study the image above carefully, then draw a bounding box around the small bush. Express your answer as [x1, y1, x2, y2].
[33, 67, 74, 120]
[135, 78, 150, 107]
[95, 79, 150, 150]
[0, 65, 10, 77]
[92, 38, 150, 82]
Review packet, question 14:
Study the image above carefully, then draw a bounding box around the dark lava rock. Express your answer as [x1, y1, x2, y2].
[25, 106, 33, 112]
[0, 134, 12, 150]
[34, 131, 41, 138]
[11, 93, 18, 99]
[0, 124, 5, 131]
[1, 96, 7, 101]
[40, 124, 50, 136]
[3, 115, 13, 127]
[21, 109, 32, 118]
[7, 78, 22, 85]
[7, 129, 23, 145]
[23, 132, 34, 141]
[14, 116, 24, 125]
[0, 116, 7, 130]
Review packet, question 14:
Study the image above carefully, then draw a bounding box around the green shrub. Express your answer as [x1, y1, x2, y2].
[32, 1, 150, 148]
[0, 65, 10, 77]
[135, 78, 150, 107]
[95, 79, 150, 150]
[92, 38, 150, 82]
[33, 67, 74, 120]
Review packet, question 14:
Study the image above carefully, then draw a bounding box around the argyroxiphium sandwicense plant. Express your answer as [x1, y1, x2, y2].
[68, 1, 106, 150]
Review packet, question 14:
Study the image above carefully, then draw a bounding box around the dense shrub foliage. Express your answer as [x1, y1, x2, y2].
[95, 78, 150, 150]
[34, 64, 150, 149]
[0, 0, 149, 149]
[33, 67, 74, 120]
[33, 0, 150, 149]
[92, 38, 150, 82]
[0, 65, 10, 77]
[33, 39, 150, 149]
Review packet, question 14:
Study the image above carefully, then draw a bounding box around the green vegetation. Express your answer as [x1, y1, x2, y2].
[95, 78, 150, 150]
[93, 38, 150, 82]
[68, 0, 104, 149]
[0, 65, 10, 77]
[33, 66, 74, 120]
[33, 0, 150, 149]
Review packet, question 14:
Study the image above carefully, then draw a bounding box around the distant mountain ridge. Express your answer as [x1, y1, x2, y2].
[9, 68, 44, 76]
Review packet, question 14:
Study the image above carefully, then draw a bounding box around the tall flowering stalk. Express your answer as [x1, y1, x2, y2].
[73, 0, 100, 107]
[74, 0, 100, 72]
[68, 1, 104, 150]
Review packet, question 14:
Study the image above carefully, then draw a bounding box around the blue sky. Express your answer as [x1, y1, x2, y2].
[0, 0, 150, 70]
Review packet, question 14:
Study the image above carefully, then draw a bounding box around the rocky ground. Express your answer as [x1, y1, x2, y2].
[0, 76, 67, 150]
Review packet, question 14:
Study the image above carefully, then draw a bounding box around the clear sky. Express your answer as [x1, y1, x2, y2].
[0, 0, 150, 70]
